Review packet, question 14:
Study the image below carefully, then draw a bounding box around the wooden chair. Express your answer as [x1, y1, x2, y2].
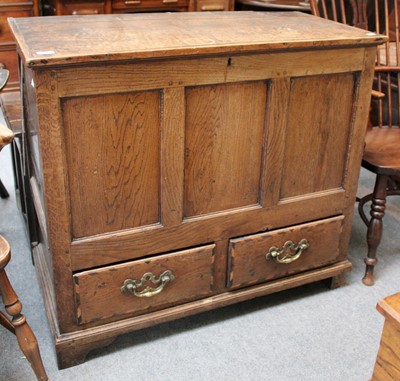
[311, 0, 400, 285]
[1, 119, 48, 380]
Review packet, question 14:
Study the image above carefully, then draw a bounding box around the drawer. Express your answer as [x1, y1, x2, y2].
[112, 0, 189, 11]
[195, 0, 231, 11]
[62, 1, 107, 15]
[228, 216, 343, 289]
[74, 244, 216, 325]
[0, 9, 33, 44]
[42, 0, 107, 15]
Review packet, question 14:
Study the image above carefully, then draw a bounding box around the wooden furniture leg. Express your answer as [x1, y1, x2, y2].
[0, 237, 49, 381]
[362, 174, 388, 286]
[327, 273, 347, 289]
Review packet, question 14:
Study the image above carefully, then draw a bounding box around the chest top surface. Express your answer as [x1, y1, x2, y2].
[9, 11, 384, 67]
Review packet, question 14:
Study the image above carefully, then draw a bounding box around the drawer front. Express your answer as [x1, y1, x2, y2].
[195, 0, 231, 11]
[42, 0, 107, 15]
[228, 216, 343, 289]
[74, 244, 216, 325]
[62, 1, 107, 15]
[112, 0, 189, 11]
[0, 9, 33, 44]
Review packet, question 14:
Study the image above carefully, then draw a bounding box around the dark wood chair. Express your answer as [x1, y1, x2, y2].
[1, 119, 48, 380]
[311, 0, 400, 285]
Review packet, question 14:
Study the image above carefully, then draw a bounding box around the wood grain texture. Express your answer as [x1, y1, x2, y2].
[376, 293, 400, 333]
[228, 216, 343, 288]
[261, 77, 290, 207]
[8, 12, 385, 67]
[70, 189, 346, 270]
[74, 244, 216, 325]
[372, 293, 400, 380]
[13, 12, 382, 367]
[32, 237, 351, 367]
[338, 47, 378, 262]
[54, 48, 367, 98]
[23, 67, 43, 191]
[33, 69, 77, 333]
[310, 0, 399, 282]
[161, 87, 185, 227]
[363, 128, 400, 173]
[52, 258, 352, 368]
[372, 320, 400, 380]
[212, 239, 229, 292]
[62, 91, 161, 238]
[281, 73, 355, 199]
[184, 81, 266, 216]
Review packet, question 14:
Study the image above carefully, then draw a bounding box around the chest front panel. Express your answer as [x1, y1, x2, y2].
[34, 48, 364, 273]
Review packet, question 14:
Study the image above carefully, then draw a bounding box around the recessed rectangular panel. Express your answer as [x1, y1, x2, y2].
[280, 73, 355, 199]
[184, 81, 267, 217]
[63, 91, 161, 238]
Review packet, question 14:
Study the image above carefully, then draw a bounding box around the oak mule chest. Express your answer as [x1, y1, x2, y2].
[9, 11, 383, 368]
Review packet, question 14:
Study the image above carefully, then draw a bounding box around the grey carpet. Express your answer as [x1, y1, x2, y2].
[1, 113, 399, 380]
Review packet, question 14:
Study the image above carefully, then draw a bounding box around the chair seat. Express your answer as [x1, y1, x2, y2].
[362, 128, 400, 175]
[0, 235, 11, 269]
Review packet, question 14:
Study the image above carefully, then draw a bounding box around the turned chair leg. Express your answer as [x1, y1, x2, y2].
[0, 260, 48, 380]
[362, 174, 388, 286]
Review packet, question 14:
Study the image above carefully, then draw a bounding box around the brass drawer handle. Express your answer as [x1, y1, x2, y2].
[266, 239, 309, 264]
[163, 0, 179, 3]
[124, 0, 141, 4]
[121, 270, 175, 298]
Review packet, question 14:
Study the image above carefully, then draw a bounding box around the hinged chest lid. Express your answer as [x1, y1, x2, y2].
[9, 11, 385, 67]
